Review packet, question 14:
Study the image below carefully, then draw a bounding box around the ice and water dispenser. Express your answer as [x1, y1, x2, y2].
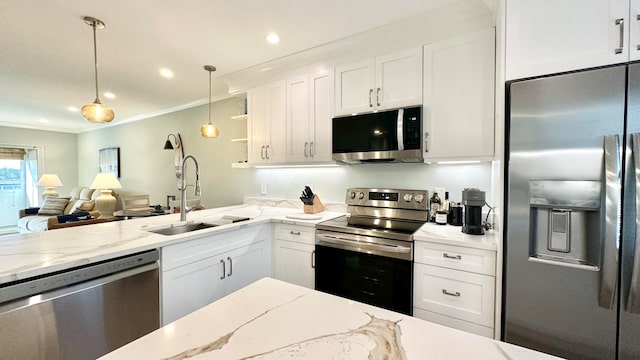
[528, 180, 601, 269]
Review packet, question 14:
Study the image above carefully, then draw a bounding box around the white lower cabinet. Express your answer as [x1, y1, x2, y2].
[413, 240, 496, 338]
[161, 224, 270, 325]
[273, 224, 315, 289]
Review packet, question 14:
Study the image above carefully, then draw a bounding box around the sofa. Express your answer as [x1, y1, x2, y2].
[17, 186, 117, 233]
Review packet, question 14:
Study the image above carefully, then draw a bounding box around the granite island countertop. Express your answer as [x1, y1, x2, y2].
[0, 204, 345, 285]
[100, 277, 558, 360]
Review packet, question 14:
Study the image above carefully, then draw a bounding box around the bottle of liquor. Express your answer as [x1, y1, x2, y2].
[429, 191, 441, 222]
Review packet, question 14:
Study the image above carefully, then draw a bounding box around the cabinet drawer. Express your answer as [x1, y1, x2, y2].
[414, 263, 495, 327]
[274, 224, 314, 245]
[414, 241, 495, 276]
[162, 225, 268, 271]
[413, 307, 494, 338]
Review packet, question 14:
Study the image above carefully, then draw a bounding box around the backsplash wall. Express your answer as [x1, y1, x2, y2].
[245, 162, 493, 206]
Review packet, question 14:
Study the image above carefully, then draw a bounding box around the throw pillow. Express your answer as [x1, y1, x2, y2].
[63, 201, 76, 215]
[69, 199, 95, 213]
[38, 197, 70, 216]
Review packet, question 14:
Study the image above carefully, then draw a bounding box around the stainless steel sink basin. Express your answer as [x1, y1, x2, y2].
[146, 222, 218, 236]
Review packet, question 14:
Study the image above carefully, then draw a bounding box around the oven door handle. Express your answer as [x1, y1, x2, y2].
[317, 234, 412, 254]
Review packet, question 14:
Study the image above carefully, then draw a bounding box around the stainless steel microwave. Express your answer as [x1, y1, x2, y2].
[332, 106, 423, 163]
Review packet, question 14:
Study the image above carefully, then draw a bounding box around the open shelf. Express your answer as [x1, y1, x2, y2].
[230, 138, 248, 143]
[231, 114, 248, 120]
[231, 162, 250, 168]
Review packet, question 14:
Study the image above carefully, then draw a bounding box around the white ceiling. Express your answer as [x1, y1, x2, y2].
[0, 0, 476, 133]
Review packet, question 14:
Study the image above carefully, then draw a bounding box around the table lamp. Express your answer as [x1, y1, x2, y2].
[90, 173, 122, 219]
[38, 174, 63, 200]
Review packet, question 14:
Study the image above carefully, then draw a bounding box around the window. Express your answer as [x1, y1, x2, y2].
[0, 146, 40, 234]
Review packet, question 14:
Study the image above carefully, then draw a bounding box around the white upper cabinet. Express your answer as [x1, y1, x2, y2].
[423, 28, 495, 161]
[286, 70, 334, 163]
[334, 47, 422, 115]
[506, 0, 639, 80]
[247, 80, 286, 164]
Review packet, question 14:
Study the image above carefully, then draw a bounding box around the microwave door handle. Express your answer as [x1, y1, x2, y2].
[627, 133, 640, 313]
[397, 108, 404, 150]
[599, 134, 621, 309]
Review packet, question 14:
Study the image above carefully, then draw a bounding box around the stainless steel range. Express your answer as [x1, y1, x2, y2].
[315, 187, 429, 315]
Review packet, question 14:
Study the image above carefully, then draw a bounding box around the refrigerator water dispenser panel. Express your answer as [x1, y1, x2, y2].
[528, 180, 601, 269]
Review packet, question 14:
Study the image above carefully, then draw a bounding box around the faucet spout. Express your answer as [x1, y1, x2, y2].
[179, 154, 200, 221]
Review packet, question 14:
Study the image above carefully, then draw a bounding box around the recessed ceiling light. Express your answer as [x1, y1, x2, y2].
[103, 92, 116, 99]
[67, 106, 79, 112]
[160, 68, 174, 78]
[266, 33, 280, 44]
[39, 118, 49, 123]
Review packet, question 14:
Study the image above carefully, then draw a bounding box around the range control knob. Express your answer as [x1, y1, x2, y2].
[414, 194, 425, 203]
[350, 191, 356, 199]
[358, 192, 365, 199]
[403, 194, 413, 202]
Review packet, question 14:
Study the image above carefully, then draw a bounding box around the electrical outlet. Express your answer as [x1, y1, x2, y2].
[260, 183, 267, 195]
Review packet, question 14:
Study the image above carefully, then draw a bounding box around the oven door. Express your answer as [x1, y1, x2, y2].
[315, 230, 413, 315]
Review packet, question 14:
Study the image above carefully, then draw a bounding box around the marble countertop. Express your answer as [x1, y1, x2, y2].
[0, 204, 345, 285]
[100, 277, 557, 360]
[414, 222, 498, 251]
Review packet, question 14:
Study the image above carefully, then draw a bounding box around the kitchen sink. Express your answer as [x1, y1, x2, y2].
[146, 222, 218, 236]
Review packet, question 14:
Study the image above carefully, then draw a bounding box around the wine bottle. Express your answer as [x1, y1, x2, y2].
[429, 191, 441, 222]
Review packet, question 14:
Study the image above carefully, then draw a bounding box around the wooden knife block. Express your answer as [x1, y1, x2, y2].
[304, 195, 324, 214]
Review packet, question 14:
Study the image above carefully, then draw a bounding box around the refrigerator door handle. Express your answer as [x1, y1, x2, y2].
[627, 133, 640, 313]
[599, 134, 621, 309]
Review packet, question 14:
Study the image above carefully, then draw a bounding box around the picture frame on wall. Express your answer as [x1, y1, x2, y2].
[99, 147, 120, 178]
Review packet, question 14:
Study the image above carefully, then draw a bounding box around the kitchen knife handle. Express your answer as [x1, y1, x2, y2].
[599, 134, 621, 309]
[627, 133, 640, 313]
[304, 142, 308, 157]
[369, 89, 373, 108]
[615, 18, 624, 54]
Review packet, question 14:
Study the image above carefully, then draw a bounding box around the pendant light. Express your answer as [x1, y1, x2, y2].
[81, 16, 114, 123]
[200, 65, 220, 138]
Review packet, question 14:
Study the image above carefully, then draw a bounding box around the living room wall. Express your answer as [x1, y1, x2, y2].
[0, 126, 78, 197]
[76, 97, 249, 209]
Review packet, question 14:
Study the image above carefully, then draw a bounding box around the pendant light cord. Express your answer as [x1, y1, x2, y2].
[92, 21, 100, 103]
[208, 69, 212, 125]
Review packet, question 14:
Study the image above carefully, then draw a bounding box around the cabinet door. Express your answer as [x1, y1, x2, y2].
[423, 28, 495, 160]
[286, 74, 311, 162]
[374, 47, 422, 110]
[274, 240, 315, 289]
[222, 240, 270, 296]
[334, 59, 375, 115]
[309, 70, 334, 162]
[414, 263, 495, 328]
[162, 257, 225, 325]
[247, 85, 267, 163]
[265, 80, 286, 163]
[631, 0, 640, 61]
[506, 0, 629, 80]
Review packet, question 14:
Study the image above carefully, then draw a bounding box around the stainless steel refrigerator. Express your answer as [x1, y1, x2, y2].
[505, 63, 640, 359]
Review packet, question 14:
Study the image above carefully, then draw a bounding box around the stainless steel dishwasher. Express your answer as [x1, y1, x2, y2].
[0, 249, 160, 360]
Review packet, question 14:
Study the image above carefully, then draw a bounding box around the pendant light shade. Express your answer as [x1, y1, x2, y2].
[200, 65, 219, 138]
[81, 16, 114, 124]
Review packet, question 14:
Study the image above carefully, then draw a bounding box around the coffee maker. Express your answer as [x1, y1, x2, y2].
[462, 188, 485, 235]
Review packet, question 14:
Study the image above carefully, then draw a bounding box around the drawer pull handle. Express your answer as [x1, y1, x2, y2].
[443, 253, 461, 260]
[290, 231, 301, 236]
[442, 289, 461, 297]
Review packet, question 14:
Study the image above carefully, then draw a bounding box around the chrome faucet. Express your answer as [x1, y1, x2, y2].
[179, 155, 201, 221]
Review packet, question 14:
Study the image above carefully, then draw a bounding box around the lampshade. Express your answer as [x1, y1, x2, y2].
[200, 65, 220, 138]
[90, 173, 122, 190]
[38, 174, 63, 187]
[81, 101, 114, 123]
[81, 16, 114, 124]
